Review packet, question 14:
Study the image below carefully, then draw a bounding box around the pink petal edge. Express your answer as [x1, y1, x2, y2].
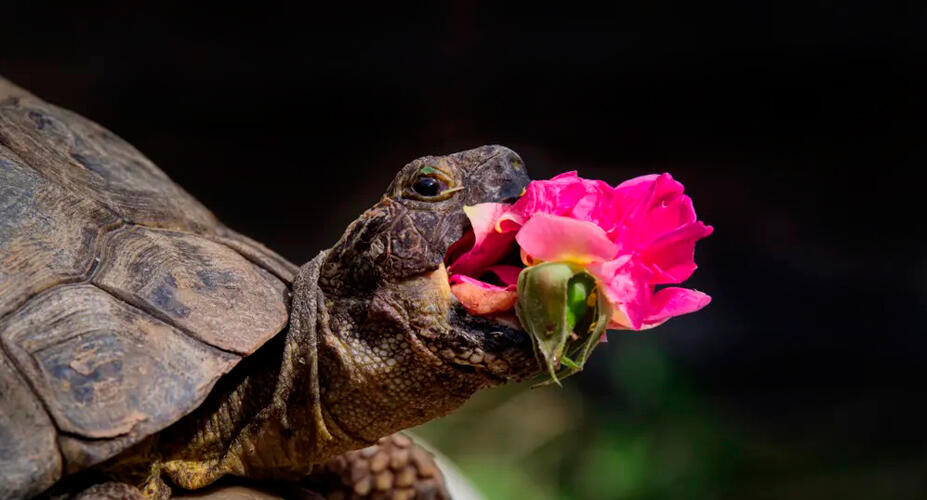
[516, 212, 619, 264]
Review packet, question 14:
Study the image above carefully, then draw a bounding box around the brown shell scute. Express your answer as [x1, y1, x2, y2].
[0, 143, 120, 318]
[0, 348, 62, 500]
[93, 226, 289, 354]
[0, 76, 297, 495]
[0, 284, 238, 447]
[0, 88, 219, 233]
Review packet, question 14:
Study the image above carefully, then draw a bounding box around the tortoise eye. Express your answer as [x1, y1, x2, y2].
[412, 176, 446, 197]
[404, 166, 459, 201]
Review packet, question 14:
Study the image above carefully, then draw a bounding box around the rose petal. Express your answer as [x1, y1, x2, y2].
[586, 255, 652, 330]
[520, 248, 538, 267]
[508, 171, 593, 222]
[614, 173, 661, 195]
[444, 229, 475, 267]
[509, 171, 624, 234]
[588, 257, 711, 330]
[466, 203, 511, 243]
[643, 221, 714, 284]
[640, 287, 711, 329]
[516, 213, 619, 264]
[448, 203, 517, 277]
[449, 274, 518, 315]
[486, 265, 522, 286]
[647, 191, 697, 232]
[568, 178, 623, 234]
[510, 171, 579, 218]
[615, 173, 688, 248]
[607, 308, 635, 330]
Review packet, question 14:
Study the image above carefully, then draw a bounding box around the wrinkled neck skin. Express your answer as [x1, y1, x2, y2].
[136, 251, 490, 491]
[277, 249, 489, 461]
[314, 260, 491, 446]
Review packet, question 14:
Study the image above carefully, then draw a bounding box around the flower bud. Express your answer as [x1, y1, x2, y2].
[516, 263, 607, 384]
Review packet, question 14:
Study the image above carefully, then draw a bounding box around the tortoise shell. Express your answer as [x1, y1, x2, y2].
[0, 77, 298, 499]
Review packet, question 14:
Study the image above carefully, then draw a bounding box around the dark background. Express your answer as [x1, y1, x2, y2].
[2, 3, 925, 499]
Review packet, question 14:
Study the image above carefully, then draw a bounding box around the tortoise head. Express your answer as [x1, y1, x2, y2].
[317, 145, 539, 441]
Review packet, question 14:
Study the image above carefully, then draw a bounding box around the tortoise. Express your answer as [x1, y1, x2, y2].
[0, 76, 538, 499]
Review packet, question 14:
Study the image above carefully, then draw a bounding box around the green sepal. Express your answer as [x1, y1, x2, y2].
[559, 355, 580, 370]
[528, 271, 611, 387]
[515, 261, 611, 387]
[565, 273, 593, 334]
[547, 289, 611, 384]
[515, 262, 580, 385]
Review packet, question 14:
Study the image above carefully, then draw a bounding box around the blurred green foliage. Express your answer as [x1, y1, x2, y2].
[416, 340, 732, 499]
[414, 338, 926, 500]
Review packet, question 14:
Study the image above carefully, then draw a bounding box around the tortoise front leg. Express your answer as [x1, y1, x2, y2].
[303, 434, 450, 500]
[69, 435, 450, 500]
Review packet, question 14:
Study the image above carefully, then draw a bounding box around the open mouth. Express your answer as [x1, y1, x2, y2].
[444, 226, 475, 268]
[427, 217, 538, 381]
[443, 221, 525, 328]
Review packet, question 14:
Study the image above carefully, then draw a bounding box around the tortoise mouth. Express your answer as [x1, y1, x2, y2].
[442, 225, 524, 327]
[419, 200, 539, 381]
[431, 251, 536, 382]
[444, 298, 535, 382]
[442, 219, 525, 317]
[444, 226, 476, 269]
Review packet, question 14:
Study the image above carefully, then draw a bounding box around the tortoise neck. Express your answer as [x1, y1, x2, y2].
[224, 251, 368, 477]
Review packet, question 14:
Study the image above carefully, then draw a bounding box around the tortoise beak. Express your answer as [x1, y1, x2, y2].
[438, 147, 538, 382]
[460, 146, 531, 207]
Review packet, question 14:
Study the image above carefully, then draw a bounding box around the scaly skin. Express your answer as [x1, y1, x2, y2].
[96, 145, 538, 498]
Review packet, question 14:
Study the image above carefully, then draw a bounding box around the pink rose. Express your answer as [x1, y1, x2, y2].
[447, 171, 712, 332]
